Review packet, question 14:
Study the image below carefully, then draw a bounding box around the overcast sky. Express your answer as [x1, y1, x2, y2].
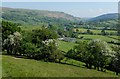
[2, 2, 118, 18]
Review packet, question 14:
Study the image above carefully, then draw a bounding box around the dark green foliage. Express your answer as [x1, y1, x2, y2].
[30, 28, 63, 62]
[19, 42, 38, 57]
[32, 28, 57, 45]
[66, 49, 76, 59]
[86, 29, 93, 34]
[111, 45, 120, 75]
[101, 29, 106, 35]
[2, 21, 63, 62]
[2, 20, 21, 52]
[19, 38, 64, 62]
[2, 20, 21, 41]
[66, 40, 114, 71]
[41, 41, 64, 62]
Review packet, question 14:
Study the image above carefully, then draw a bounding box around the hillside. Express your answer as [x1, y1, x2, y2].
[2, 55, 118, 77]
[88, 13, 118, 22]
[2, 7, 80, 25]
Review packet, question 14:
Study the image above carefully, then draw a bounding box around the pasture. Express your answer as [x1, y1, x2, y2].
[78, 34, 118, 42]
[2, 55, 118, 77]
[75, 28, 117, 34]
[58, 41, 78, 52]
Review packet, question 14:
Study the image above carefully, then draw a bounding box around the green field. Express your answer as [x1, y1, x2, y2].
[78, 34, 118, 42]
[109, 36, 120, 40]
[75, 28, 117, 34]
[58, 41, 78, 52]
[2, 55, 118, 77]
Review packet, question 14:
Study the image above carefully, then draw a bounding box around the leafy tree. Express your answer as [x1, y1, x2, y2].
[101, 29, 106, 35]
[19, 42, 40, 59]
[19, 28, 63, 62]
[2, 21, 21, 51]
[88, 39, 114, 71]
[66, 49, 76, 59]
[41, 39, 64, 62]
[3, 32, 22, 55]
[111, 45, 120, 75]
[2, 20, 21, 41]
[86, 29, 93, 34]
[67, 39, 114, 71]
[32, 28, 57, 45]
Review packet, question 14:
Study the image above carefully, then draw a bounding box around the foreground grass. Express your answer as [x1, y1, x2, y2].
[2, 55, 118, 77]
[0, 55, 2, 78]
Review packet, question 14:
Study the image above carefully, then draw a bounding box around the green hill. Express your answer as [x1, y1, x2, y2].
[2, 55, 118, 77]
[2, 7, 80, 25]
[88, 13, 118, 22]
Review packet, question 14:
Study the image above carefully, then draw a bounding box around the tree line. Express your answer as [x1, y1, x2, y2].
[66, 40, 120, 75]
[2, 20, 64, 62]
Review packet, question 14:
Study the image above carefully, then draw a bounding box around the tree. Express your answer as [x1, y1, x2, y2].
[41, 39, 64, 62]
[76, 29, 79, 33]
[66, 39, 114, 71]
[66, 41, 92, 68]
[101, 29, 106, 35]
[3, 32, 22, 55]
[32, 28, 57, 45]
[20, 28, 64, 62]
[66, 49, 76, 59]
[112, 45, 120, 75]
[88, 39, 114, 71]
[86, 29, 93, 35]
[19, 42, 39, 58]
[2, 21, 21, 50]
[2, 21, 21, 42]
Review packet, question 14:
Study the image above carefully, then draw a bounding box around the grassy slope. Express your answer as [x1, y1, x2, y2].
[2, 55, 118, 77]
[0, 55, 2, 78]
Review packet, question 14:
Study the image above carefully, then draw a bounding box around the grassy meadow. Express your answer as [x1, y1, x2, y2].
[58, 41, 78, 52]
[78, 34, 118, 42]
[0, 55, 2, 78]
[75, 28, 117, 34]
[2, 55, 118, 77]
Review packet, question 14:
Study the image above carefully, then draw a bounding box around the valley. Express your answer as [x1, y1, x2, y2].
[1, 6, 120, 77]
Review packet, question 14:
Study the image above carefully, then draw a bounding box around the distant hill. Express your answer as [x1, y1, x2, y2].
[88, 13, 118, 22]
[2, 7, 80, 25]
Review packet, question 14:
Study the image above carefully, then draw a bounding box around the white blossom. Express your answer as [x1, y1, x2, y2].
[42, 39, 58, 46]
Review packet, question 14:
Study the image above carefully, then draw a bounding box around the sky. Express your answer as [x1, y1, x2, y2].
[1, 0, 120, 2]
[2, 2, 118, 18]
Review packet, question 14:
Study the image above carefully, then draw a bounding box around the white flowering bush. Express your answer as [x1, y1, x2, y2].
[3, 31, 22, 55]
[87, 39, 115, 71]
[41, 39, 63, 62]
[42, 39, 58, 46]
